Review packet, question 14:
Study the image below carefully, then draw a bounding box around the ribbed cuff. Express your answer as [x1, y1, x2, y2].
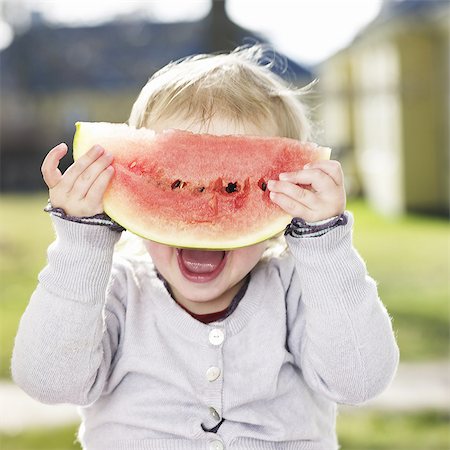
[286, 211, 372, 312]
[38, 215, 121, 304]
[44, 200, 125, 232]
[285, 213, 347, 238]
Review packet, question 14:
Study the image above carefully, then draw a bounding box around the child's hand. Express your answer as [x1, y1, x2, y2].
[41, 143, 114, 217]
[267, 160, 346, 223]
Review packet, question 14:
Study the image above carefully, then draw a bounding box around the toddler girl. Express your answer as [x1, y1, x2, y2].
[12, 46, 399, 450]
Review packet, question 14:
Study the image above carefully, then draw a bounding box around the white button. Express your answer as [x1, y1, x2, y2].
[209, 328, 224, 346]
[209, 406, 221, 421]
[206, 366, 221, 382]
[209, 440, 224, 450]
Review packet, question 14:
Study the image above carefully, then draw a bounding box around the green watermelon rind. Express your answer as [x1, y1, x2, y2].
[73, 121, 331, 249]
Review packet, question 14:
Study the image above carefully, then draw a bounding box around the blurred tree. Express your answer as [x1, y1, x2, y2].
[207, 0, 248, 51]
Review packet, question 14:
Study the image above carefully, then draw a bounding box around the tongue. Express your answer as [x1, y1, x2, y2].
[180, 249, 225, 273]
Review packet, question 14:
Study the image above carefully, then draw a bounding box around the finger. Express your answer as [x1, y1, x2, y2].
[58, 145, 105, 193]
[278, 169, 335, 193]
[71, 152, 114, 199]
[267, 180, 316, 205]
[41, 143, 68, 189]
[84, 166, 115, 213]
[303, 160, 343, 186]
[269, 191, 312, 218]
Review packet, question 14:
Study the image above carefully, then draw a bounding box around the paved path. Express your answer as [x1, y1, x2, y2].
[339, 360, 450, 414]
[1, 361, 448, 432]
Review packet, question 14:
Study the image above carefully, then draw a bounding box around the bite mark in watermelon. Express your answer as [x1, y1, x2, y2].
[73, 122, 331, 249]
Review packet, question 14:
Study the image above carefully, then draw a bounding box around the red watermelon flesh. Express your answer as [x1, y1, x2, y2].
[73, 122, 331, 249]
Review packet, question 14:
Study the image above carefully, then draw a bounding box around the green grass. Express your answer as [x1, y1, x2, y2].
[337, 410, 450, 449]
[0, 194, 449, 379]
[0, 194, 55, 379]
[0, 411, 448, 449]
[0, 424, 80, 450]
[348, 200, 450, 361]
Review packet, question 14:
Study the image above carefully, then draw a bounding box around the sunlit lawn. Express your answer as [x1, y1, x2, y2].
[0, 194, 449, 450]
[0, 410, 449, 450]
[0, 195, 55, 379]
[349, 200, 449, 361]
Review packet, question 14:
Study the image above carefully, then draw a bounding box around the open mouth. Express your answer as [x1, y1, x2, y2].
[176, 249, 228, 283]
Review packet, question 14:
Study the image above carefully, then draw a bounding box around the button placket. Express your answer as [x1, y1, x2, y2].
[202, 327, 225, 433]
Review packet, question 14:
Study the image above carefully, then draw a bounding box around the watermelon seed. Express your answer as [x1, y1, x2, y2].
[198, 187, 205, 192]
[225, 182, 239, 193]
[129, 161, 137, 169]
[258, 178, 267, 191]
[171, 179, 181, 189]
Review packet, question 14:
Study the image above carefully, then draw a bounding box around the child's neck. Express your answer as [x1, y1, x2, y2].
[170, 278, 246, 316]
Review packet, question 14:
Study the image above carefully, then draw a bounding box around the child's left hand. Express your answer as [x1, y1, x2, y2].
[267, 160, 346, 223]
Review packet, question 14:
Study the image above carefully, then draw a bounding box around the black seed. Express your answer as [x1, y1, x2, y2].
[225, 182, 238, 193]
[171, 179, 181, 189]
[198, 186, 205, 192]
[258, 178, 267, 191]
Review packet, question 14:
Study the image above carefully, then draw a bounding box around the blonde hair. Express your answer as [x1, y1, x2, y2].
[128, 45, 313, 141]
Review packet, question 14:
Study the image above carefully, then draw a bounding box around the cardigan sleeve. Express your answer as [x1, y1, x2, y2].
[285, 211, 399, 405]
[11, 215, 126, 406]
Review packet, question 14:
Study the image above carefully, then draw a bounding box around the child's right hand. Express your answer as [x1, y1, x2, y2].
[41, 143, 115, 217]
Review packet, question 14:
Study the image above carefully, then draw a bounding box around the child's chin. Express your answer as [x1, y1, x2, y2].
[180, 284, 225, 302]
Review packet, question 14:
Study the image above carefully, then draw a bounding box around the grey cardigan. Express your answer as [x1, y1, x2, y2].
[12, 212, 399, 450]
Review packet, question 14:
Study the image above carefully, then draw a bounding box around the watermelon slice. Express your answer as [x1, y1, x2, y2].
[73, 122, 330, 249]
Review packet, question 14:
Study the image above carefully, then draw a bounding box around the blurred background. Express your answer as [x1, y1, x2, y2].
[0, 0, 449, 449]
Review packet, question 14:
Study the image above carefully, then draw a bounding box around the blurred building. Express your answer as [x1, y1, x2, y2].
[0, 0, 312, 191]
[317, 0, 449, 216]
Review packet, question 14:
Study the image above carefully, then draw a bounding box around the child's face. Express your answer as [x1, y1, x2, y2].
[143, 116, 278, 314]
